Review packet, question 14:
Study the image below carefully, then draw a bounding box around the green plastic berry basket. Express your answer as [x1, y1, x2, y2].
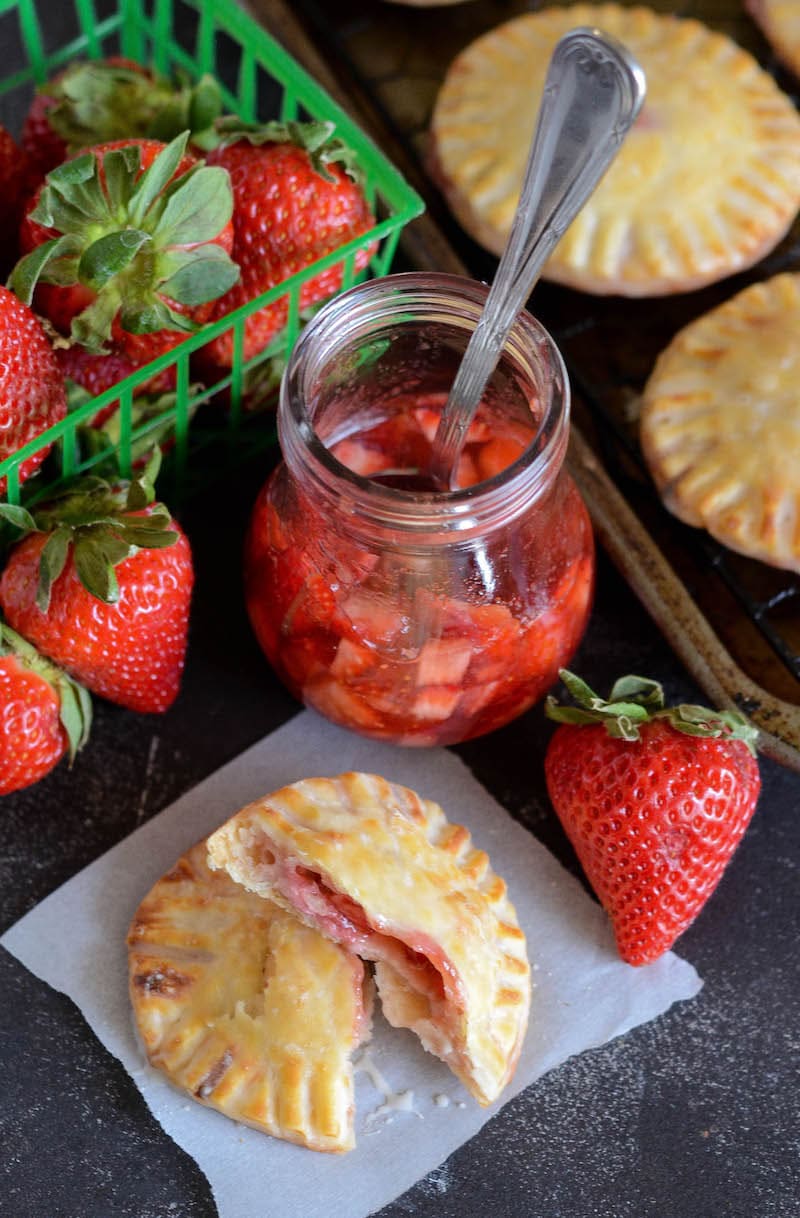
[0, 0, 424, 506]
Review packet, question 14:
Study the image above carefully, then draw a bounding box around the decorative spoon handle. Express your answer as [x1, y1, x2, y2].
[430, 28, 646, 488]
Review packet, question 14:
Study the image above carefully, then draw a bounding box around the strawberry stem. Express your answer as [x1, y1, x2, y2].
[546, 669, 759, 755]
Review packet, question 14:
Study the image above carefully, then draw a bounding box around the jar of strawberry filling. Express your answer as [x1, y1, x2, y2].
[245, 273, 594, 746]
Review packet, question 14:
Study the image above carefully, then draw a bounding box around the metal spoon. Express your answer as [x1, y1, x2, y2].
[429, 28, 646, 489]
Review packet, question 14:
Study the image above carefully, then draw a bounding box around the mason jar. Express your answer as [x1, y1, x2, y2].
[244, 273, 594, 746]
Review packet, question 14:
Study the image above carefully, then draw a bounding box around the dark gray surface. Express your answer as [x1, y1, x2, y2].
[2, 456, 799, 1218]
[1, 3, 799, 1214]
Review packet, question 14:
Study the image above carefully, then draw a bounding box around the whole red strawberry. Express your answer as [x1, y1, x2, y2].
[544, 671, 761, 966]
[202, 119, 376, 368]
[21, 58, 223, 182]
[0, 619, 91, 795]
[0, 286, 67, 492]
[0, 457, 193, 713]
[11, 132, 238, 361]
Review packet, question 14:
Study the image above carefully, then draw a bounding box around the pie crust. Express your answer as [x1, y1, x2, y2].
[640, 272, 800, 572]
[430, 4, 800, 295]
[127, 839, 372, 1153]
[207, 772, 531, 1106]
[747, 0, 800, 79]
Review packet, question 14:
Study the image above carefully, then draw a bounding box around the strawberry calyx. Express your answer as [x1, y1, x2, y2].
[0, 617, 92, 761]
[545, 669, 759, 755]
[42, 62, 224, 153]
[213, 116, 365, 185]
[8, 131, 240, 353]
[0, 450, 178, 609]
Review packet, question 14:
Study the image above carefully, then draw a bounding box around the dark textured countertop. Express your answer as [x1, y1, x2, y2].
[2, 2, 799, 1215]
[2, 456, 799, 1218]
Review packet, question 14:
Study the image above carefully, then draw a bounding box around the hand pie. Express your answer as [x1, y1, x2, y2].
[747, 0, 800, 79]
[207, 772, 531, 1107]
[430, 5, 800, 295]
[640, 272, 800, 573]
[127, 839, 372, 1153]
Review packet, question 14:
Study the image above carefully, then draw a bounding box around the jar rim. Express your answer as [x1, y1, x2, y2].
[279, 272, 570, 534]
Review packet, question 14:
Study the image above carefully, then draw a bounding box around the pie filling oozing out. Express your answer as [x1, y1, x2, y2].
[250, 844, 467, 1077]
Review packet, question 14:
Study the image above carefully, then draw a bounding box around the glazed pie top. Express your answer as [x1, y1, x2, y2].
[640, 272, 800, 573]
[430, 4, 800, 295]
[127, 839, 372, 1153]
[207, 771, 531, 1107]
[747, 0, 800, 79]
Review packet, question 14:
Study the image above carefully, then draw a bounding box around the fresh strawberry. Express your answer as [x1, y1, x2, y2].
[10, 132, 239, 361]
[0, 619, 91, 795]
[0, 285, 67, 492]
[201, 119, 376, 368]
[21, 58, 223, 182]
[0, 456, 193, 713]
[544, 671, 761, 966]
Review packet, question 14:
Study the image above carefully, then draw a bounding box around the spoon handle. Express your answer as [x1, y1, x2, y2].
[430, 28, 646, 488]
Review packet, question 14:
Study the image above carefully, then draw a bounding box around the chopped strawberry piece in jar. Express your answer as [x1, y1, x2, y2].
[244, 274, 595, 745]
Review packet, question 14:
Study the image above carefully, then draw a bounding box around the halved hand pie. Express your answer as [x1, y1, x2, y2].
[430, 4, 800, 295]
[640, 272, 800, 573]
[207, 772, 531, 1107]
[127, 839, 372, 1152]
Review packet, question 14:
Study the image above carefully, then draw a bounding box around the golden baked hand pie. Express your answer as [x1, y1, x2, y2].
[127, 839, 372, 1153]
[747, 0, 800, 78]
[640, 272, 800, 573]
[430, 4, 800, 295]
[207, 772, 531, 1107]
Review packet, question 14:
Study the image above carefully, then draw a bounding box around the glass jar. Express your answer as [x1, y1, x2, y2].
[245, 273, 594, 746]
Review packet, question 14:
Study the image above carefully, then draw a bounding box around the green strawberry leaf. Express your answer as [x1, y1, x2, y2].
[0, 503, 38, 533]
[70, 287, 121, 352]
[78, 228, 151, 291]
[607, 675, 665, 708]
[40, 254, 81, 287]
[128, 130, 190, 226]
[46, 151, 97, 191]
[7, 235, 82, 304]
[73, 534, 119, 604]
[119, 295, 199, 335]
[153, 164, 233, 247]
[116, 523, 178, 549]
[36, 526, 72, 613]
[56, 676, 93, 760]
[158, 245, 240, 306]
[189, 75, 223, 133]
[103, 145, 143, 214]
[127, 447, 162, 509]
[557, 669, 603, 710]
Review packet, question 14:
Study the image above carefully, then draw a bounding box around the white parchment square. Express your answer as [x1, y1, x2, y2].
[2, 710, 701, 1218]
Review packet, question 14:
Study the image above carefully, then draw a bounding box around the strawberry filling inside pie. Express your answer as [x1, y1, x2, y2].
[280, 860, 454, 1008]
[242, 841, 472, 1078]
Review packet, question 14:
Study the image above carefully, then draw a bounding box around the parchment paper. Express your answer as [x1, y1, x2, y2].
[2, 709, 702, 1218]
